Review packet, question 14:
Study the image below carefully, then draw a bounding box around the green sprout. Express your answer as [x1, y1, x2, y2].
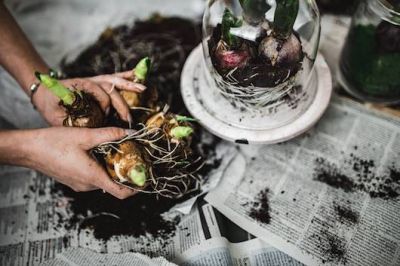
[128, 164, 147, 187]
[221, 8, 243, 48]
[134, 57, 151, 83]
[176, 115, 197, 122]
[239, 0, 270, 25]
[170, 126, 194, 139]
[274, 0, 299, 39]
[35, 72, 75, 105]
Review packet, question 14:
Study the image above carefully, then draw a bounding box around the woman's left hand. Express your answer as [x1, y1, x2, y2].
[32, 71, 145, 126]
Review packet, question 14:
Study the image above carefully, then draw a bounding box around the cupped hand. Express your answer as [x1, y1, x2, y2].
[24, 126, 137, 199]
[32, 71, 145, 126]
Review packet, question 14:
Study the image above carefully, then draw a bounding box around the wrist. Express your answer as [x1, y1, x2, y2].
[20, 65, 50, 96]
[0, 129, 36, 167]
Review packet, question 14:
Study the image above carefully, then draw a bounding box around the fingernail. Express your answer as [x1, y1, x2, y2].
[127, 113, 133, 128]
[133, 83, 146, 91]
[125, 129, 136, 135]
[105, 107, 110, 115]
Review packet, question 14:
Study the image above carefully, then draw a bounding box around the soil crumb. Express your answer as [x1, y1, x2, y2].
[313, 230, 347, 264]
[334, 204, 359, 225]
[314, 158, 355, 193]
[249, 189, 271, 224]
[324, 231, 347, 264]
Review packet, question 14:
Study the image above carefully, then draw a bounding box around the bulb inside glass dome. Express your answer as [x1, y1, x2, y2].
[203, 0, 321, 121]
[209, 0, 304, 88]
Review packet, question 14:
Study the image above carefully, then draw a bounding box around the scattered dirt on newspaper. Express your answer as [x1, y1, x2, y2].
[313, 155, 400, 199]
[248, 189, 271, 224]
[333, 204, 359, 225]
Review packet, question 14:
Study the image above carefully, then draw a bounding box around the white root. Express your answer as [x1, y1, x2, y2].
[93, 124, 204, 199]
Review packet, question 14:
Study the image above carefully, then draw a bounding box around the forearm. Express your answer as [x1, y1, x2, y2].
[0, 130, 33, 167]
[0, 3, 49, 95]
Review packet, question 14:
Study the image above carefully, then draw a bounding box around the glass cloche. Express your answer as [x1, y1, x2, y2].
[201, 0, 321, 130]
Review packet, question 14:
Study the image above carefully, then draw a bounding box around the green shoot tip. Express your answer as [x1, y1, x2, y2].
[170, 126, 194, 139]
[176, 115, 197, 122]
[128, 165, 147, 187]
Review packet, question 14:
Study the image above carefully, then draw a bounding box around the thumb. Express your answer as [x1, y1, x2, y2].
[85, 127, 133, 148]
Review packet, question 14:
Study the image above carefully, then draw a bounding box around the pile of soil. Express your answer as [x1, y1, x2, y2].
[248, 188, 271, 224]
[52, 182, 191, 242]
[313, 155, 400, 199]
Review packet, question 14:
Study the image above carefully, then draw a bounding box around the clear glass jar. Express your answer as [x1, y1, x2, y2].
[201, 0, 321, 129]
[339, 0, 400, 104]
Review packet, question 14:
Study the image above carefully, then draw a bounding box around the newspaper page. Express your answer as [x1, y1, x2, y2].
[0, 163, 304, 265]
[174, 201, 303, 266]
[40, 248, 176, 266]
[206, 96, 400, 266]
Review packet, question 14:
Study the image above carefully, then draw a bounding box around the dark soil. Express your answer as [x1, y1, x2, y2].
[248, 189, 271, 224]
[313, 155, 400, 199]
[63, 91, 105, 128]
[52, 182, 193, 242]
[376, 21, 400, 53]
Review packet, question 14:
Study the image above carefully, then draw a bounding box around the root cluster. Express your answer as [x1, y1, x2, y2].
[93, 121, 203, 199]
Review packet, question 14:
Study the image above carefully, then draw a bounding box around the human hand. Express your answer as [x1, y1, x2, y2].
[32, 71, 145, 126]
[23, 126, 137, 199]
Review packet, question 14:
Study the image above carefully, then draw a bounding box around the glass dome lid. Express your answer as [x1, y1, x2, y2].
[201, 0, 321, 129]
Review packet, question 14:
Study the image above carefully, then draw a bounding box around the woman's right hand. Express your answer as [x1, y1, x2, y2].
[1, 127, 136, 199]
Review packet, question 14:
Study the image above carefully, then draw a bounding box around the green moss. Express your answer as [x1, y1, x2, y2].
[342, 24, 400, 97]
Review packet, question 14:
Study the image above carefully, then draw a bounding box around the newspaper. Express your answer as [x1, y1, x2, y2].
[40, 248, 176, 266]
[0, 164, 304, 265]
[206, 96, 400, 266]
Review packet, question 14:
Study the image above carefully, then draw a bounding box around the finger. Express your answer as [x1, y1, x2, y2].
[82, 155, 137, 199]
[114, 70, 134, 79]
[98, 82, 131, 123]
[90, 75, 146, 92]
[91, 166, 137, 199]
[99, 177, 137, 200]
[71, 183, 97, 192]
[84, 127, 130, 148]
